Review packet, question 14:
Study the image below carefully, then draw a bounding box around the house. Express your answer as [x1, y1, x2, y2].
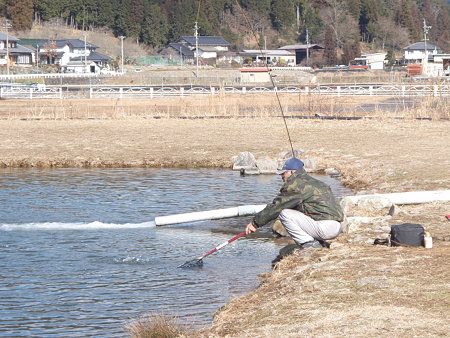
[161, 36, 235, 65]
[19, 38, 112, 73]
[352, 52, 387, 70]
[278, 44, 324, 65]
[239, 49, 296, 66]
[433, 54, 450, 76]
[403, 42, 442, 64]
[0, 32, 34, 68]
[240, 67, 271, 83]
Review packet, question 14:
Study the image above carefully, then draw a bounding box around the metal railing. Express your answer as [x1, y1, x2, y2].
[0, 84, 449, 99]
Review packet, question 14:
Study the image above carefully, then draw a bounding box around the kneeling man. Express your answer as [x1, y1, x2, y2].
[245, 157, 344, 249]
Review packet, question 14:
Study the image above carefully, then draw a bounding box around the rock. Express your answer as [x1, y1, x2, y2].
[357, 196, 392, 211]
[346, 216, 392, 233]
[232, 152, 256, 170]
[340, 197, 356, 215]
[388, 204, 400, 216]
[303, 157, 317, 172]
[255, 157, 278, 174]
[279, 149, 305, 159]
[330, 242, 344, 249]
[324, 168, 341, 177]
[239, 168, 260, 176]
[272, 220, 289, 237]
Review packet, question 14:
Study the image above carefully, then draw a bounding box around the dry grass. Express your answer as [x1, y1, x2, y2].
[0, 94, 447, 120]
[203, 216, 450, 337]
[125, 313, 190, 338]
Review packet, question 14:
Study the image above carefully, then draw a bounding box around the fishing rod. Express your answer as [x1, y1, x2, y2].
[233, 0, 296, 156]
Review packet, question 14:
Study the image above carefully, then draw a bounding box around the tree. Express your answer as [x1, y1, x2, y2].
[323, 25, 337, 65]
[341, 38, 360, 65]
[271, 0, 295, 31]
[320, 0, 358, 48]
[141, 3, 169, 48]
[6, 0, 34, 30]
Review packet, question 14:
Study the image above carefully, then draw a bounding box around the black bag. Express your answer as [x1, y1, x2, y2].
[374, 223, 424, 247]
[390, 223, 424, 247]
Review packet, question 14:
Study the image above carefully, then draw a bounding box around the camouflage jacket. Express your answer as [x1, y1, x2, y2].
[252, 168, 344, 227]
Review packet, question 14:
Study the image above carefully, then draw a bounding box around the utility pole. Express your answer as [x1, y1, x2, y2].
[423, 19, 431, 64]
[36, 43, 39, 73]
[4, 19, 11, 76]
[306, 27, 310, 67]
[84, 32, 87, 73]
[119, 36, 125, 73]
[194, 21, 199, 77]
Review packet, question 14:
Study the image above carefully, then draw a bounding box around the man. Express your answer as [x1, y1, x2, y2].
[245, 157, 344, 249]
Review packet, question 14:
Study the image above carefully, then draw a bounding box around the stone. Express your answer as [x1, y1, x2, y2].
[239, 168, 260, 175]
[232, 152, 256, 170]
[388, 204, 400, 216]
[340, 197, 356, 215]
[346, 216, 392, 233]
[324, 168, 341, 177]
[272, 220, 289, 237]
[255, 157, 278, 174]
[279, 149, 306, 159]
[303, 157, 317, 172]
[330, 242, 344, 249]
[357, 196, 392, 211]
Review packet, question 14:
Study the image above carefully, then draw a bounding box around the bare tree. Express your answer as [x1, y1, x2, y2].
[319, 0, 358, 48]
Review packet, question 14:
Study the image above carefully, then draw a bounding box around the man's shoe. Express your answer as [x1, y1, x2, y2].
[300, 240, 324, 249]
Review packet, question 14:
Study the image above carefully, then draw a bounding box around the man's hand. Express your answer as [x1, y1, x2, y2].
[245, 221, 257, 235]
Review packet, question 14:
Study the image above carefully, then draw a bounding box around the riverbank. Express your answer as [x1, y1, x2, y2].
[2, 116, 449, 337]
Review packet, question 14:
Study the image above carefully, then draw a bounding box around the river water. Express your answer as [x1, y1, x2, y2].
[0, 168, 351, 336]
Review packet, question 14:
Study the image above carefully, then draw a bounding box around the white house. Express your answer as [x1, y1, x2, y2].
[353, 52, 387, 70]
[20, 38, 113, 73]
[240, 49, 296, 66]
[403, 42, 442, 64]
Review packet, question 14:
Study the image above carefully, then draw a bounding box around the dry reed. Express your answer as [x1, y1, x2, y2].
[125, 313, 191, 338]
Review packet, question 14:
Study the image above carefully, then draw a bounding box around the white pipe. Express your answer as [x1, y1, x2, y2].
[154, 190, 450, 226]
[345, 190, 450, 205]
[154, 204, 266, 226]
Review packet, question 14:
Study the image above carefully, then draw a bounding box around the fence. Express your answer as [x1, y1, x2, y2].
[0, 84, 449, 99]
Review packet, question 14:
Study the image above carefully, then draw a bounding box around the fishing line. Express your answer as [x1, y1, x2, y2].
[233, 0, 296, 156]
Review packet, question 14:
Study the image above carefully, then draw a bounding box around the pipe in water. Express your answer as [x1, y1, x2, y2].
[154, 190, 450, 226]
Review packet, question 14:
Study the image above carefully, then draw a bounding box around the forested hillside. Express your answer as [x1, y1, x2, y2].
[1, 0, 449, 58]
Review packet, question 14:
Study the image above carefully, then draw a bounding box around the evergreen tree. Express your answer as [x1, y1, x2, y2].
[6, 0, 33, 30]
[271, 0, 295, 31]
[168, 0, 196, 40]
[141, 3, 169, 47]
[323, 26, 337, 65]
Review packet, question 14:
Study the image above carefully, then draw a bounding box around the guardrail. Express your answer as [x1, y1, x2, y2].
[0, 84, 449, 99]
[0, 72, 123, 81]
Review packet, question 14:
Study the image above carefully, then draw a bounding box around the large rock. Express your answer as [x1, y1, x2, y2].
[256, 157, 278, 174]
[357, 196, 393, 211]
[232, 152, 256, 170]
[346, 216, 392, 233]
[341, 196, 394, 217]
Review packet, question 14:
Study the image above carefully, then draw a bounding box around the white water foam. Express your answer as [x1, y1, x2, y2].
[0, 221, 156, 231]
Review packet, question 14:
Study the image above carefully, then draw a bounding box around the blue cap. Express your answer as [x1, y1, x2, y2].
[277, 157, 304, 175]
